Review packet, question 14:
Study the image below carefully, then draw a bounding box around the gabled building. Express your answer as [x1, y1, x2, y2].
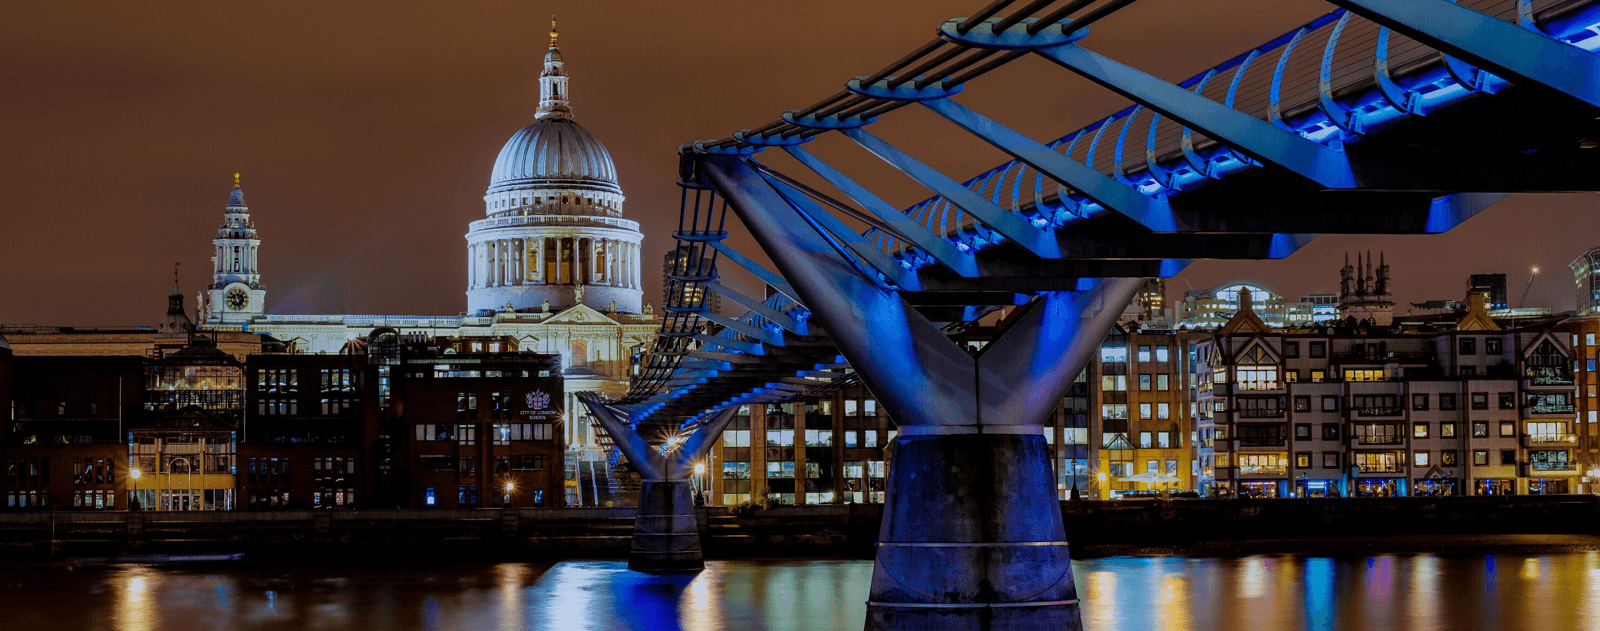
[1197, 290, 1581, 497]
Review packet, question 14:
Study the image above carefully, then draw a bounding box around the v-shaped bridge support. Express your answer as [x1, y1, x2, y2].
[583, 402, 739, 570]
[701, 154, 1139, 630]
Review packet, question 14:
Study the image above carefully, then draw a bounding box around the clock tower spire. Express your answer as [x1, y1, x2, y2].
[204, 172, 266, 326]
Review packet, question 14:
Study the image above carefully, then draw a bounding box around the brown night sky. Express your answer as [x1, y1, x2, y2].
[3, 0, 1596, 327]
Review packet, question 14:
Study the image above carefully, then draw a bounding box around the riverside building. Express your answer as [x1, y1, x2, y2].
[1196, 288, 1579, 498]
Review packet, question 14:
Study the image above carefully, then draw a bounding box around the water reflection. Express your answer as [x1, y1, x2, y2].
[1, 554, 1599, 630]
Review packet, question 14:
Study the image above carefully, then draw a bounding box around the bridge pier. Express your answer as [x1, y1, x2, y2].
[583, 401, 735, 571]
[868, 431, 1078, 631]
[631, 479, 703, 570]
[699, 154, 1140, 630]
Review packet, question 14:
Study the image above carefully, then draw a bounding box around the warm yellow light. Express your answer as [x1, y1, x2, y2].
[504, 482, 516, 492]
[694, 463, 706, 475]
[1097, 472, 1108, 482]
[1532, 266, 1541, 275]
[130, 469, 141, 479]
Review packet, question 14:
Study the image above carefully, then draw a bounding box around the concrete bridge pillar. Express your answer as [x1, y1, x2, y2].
[583, 402, 736, 571]
[867, 431, 1077, 630]
[631, 479, 702, 570]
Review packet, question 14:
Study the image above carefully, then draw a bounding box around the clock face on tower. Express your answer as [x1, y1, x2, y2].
[225, 287, 250, 311]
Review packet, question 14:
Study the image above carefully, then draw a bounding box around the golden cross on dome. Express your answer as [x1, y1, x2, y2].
[550, 16, 558, 48]
[233, 171, 241, 187]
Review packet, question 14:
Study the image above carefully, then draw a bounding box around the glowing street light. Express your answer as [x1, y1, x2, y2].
[693, 463, 706, 475]
[130, 468, 142, 511]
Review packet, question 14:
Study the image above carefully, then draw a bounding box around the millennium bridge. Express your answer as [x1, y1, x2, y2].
[580, 0, 1600, 628]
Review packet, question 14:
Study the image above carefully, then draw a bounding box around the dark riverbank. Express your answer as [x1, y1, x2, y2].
[2, 495, 1597, 563]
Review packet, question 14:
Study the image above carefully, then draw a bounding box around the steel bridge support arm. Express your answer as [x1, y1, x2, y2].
[1033, 43, 1360, 189]
[920, 97, 1177, 232]
[1330, 0, 1600, 111]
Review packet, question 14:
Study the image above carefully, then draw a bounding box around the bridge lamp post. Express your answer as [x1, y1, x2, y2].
[693, 462, 707, 506]
[130, 469, 141, 511]
[503, 481, 516, 509]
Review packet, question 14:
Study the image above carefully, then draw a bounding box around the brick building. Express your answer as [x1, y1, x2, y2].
[1197, 290, 1580, 497]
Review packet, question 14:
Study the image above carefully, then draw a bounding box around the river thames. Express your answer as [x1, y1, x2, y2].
[3, 553, 1599, 630]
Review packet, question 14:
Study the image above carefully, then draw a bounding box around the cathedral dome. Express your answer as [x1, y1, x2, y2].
[487, 118, 620, 195]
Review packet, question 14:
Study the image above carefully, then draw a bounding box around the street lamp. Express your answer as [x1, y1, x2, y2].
[130, 469, 141, 511]
[693, 462, 707, 506]
[504, 481, 516, 509]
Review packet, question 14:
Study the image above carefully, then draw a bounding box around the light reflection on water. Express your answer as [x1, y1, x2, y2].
[2, 554, 1599, 630]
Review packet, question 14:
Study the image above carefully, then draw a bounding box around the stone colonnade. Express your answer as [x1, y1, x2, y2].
[468, 235, 640, 290]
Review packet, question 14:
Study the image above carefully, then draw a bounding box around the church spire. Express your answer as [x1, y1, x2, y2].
[537, 16, 572, 120]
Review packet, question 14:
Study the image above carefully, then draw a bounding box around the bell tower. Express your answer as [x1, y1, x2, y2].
[204, 172, 266, 325]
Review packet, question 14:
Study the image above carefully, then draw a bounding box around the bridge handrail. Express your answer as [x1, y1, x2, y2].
[704, 1, 1600, 264]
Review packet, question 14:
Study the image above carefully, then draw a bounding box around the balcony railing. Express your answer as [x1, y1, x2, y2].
[1237, 409, 1285, 419]
[1237, 436, 1286, 447]
[1531, 462, 1578, 472]
[1526, 434, 1578, 446]
[1525, 366, 1575, 386]
[1354, 435, 1404, 446]
[1236, 381, 1282, 392]
[1354, 407, 1404, 418]
[1527, 403, 1576, 415]
[1354, 463, 1403, 474]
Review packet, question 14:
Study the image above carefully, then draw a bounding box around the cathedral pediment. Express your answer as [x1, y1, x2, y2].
[541, 304, 620, 326]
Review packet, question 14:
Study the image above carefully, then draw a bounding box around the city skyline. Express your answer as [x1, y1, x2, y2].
[3, 0, 1595, 327]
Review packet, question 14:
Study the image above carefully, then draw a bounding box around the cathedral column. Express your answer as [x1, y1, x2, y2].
[602, 239, 614, 286]
[513, 238, 524, 285]
[493, 241, 504, 287]
[477, 242, 486, 288]
[556, 238, 566, 285]
[525, 239, 536, 285]
[582, 237, 594, 285]
[575, 237, 586, 286]
[468, 244, 476, 289]
[536, 238, 547, 284]
[500, 240, 510, 287]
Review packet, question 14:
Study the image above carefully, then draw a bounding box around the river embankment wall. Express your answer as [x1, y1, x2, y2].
[1, 496, 1596, 563]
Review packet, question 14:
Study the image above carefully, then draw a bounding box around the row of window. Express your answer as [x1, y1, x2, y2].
[1101, 431, 1182, 449]
[418, 455, 550, 475]
[1207, 420, 1556, 443]
[1100, 345, 1174, 363]
[723, 428, 892, 449]
[71, 458, 115, 485]
[457, 392, 542, 419]
[1099, 374, 1177, 392]
[2, 458, 48, 487]
[420, 485, 548, 507]
[1101, 403, 1174, 420]
[259, 394, 362, 415]
[1106, 459, 1181, 477]
[1206, 448, 1572, 472]
[414, 423, 555, 444]
[718, 460, 888, 480]
[1237, 391, 1541, 414]
[246, 457, 290, 484]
